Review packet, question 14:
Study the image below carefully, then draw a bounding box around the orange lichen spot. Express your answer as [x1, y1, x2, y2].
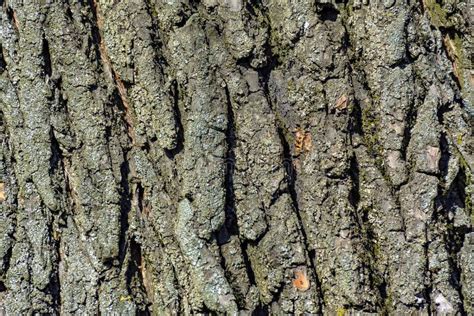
[292, 269, 310, 291]
[0, 182, 5, 202]
[335, 94, 348, 112]
[294, 128, 312, 156]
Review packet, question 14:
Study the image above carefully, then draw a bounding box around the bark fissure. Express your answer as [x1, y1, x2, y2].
[89, 0, 136, 145]
[423, 225, 434, 315]
[41, 37, 52, 78]
[222, 84, 237, 232]
[118, 156, 132, 264]
[400, 94, 419, 162]
[221, 82, 258, 297]
[438, 168, 469, 314]
[165, 80, 184, 158]
[48, 131, 64, 311]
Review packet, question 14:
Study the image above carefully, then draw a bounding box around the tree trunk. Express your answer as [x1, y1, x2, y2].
[0, 0, 472, 314]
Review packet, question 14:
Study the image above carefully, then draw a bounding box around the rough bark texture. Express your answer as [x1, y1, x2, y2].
[0, 0, 473, 314]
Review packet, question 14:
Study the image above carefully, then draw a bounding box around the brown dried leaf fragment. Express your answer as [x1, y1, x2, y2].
[303, 132, 312, 152]
[0, 182, 5, 202]
[13, 12, 20, 30]
[335, 94, 348, 112]
[292, 269, 310, 291]
[294, 128, 313, 156]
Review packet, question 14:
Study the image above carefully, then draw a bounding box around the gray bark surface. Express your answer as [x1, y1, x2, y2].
[0, 0, 472, 314]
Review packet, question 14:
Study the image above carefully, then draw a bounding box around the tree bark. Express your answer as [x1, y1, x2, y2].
[0, 0, 472, 314]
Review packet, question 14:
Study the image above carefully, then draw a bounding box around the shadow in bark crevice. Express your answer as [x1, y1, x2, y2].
[251, 304, 269, 315]
[438, 132, 451, 180]
[165, 80, 185, 159]
[48, 131, 65, 311]
[222, 84, 237, 238]
[218, 83, 258, 292]
[400, 95, 418, 162]
[348, 153, 390, 313]
[126, 238, 151, 315]
[348, 154, 360, 210]
[316, 4, 339, 22]
[436, 166, 470, 314]
[423, 226, 434, 315]
[0, 46, 5, 72]
[118, 156, 132, 264]
[42, 37, 52, 78]
[5, 5, 19, 34]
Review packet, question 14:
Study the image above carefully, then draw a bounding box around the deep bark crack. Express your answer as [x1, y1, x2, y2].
[89, 0, 137, 146]
[221, 82, 257, 288]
